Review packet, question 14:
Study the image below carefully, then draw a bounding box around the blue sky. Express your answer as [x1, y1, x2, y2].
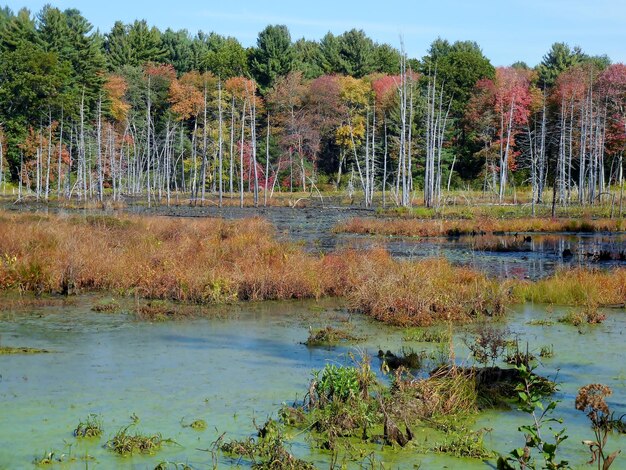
[5, 0, 626, 66]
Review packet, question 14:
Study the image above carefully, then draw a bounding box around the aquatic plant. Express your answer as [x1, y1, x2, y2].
[334, 216, 623, 238]
[497, 364, 569, 470]
[463, 326, 511, 367]
[73, 414, 104, 438]
[154, 462, 193, 470]
[575, 384, 621, 469]
[220, 419, 315, 469]
[91, 299, 121, 313]
[106, 424, 173, 456]
[378, 348, 426, 371]
[33, 450, 60, 466]
[539, 345, 555, 359]
[181, 418, 207, 431]
[558, 299, 607, 326]
[402, 327, 450, 343]
[431, 427, 494, 459]
[504, 341, 536, 367]
[514, 268, 626, 307]
[0, 345, 49, 354]
[526, 319, 555, 326]
[313, 364, 363, 403]
[304, 326, 361, 346]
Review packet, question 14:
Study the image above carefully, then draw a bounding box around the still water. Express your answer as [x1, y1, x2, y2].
[1, 297, 624, 469]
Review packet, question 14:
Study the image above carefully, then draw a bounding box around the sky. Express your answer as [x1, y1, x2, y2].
[5, 0, 626, 66]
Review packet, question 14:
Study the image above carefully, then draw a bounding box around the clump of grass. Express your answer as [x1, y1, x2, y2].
[304, 326, 361, 346]
[378, 348, 426, 370]
[33, 450, 60, 466]
[559, 304, 606, 326]
[526, 319, 555, 326]
[345, 253, 511, 327]
[91, 299, 121, 313]
[134, 300, 179, 321]
[73, 414, 103, 438]
[154, 462, 193, 470]
[220, 419, 315, 469]
[106, 424, 172, 456]
[0, 345, 49, 354]
[504, 342, 536, 367]
[181, 418, 207, 431]
[402, 327, 450, 343]
[514, 268, 626, 307]
[154, 461, 193, 470]
[335, 216, 623, 238]
[539, 345, 555, 358]
[431, 427, 494, 459]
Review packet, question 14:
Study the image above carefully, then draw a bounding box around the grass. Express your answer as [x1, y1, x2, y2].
[514, 268, 626, 307]
[181, 418, 207, 431]
[0, 210, 623, 328]
[73, 414, 104, 438]
[471, 235, 532, 253]
[91, 298, 121, 312]
[344, 253, 510, 326]
[335, 216, 624, 238]
[304, 326, 362, 346]
[558, 305, 607, 326]
[430, 427, 494, 459]
[0, 211, 512, 327]
[539, 345, 555, 358]
[220, 419, 315, 469]
[0, 346, 49, 354]
[402, 327, 451, 343]
[527, 319, 556, 326]
[106, 425, 172, 456]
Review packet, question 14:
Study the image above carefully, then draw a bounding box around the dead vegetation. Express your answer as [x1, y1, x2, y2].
[335, 216, 623, 237]
[0, 211, 623, 328]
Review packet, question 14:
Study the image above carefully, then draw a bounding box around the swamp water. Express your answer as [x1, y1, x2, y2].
[0, 297, 624, 469]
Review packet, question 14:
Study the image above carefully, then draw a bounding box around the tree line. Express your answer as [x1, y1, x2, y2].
[0, 5, 624, 208]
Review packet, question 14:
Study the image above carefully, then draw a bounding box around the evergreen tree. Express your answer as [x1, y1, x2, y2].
[251, 24, 293, 90]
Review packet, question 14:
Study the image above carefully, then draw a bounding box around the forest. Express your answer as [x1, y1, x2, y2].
[0, 5, 624, 208]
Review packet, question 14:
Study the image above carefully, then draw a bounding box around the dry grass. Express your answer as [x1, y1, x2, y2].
[335, 217, 624, 237]
[0, 210, 623, 327]
[0, 211, 328, 303]
[514, 268, 626, 307]
[335, 250, 510, 326]
[0, 211, 514, 326]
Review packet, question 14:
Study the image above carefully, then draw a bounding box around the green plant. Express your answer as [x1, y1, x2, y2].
[402, 327, 450, 343]
[314, 364, 361, 403]
[432, 427, 494, 459]
[73, 413, 103, 438]
[304, 326, 361, 346]
[497, 364, 569, 469]
[106, 424, 173, 456]
[220, 419, 315, 469]
[575, 384, 621, 469]
[539, 345, 555, 359]
[181, 418, 207, 431]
